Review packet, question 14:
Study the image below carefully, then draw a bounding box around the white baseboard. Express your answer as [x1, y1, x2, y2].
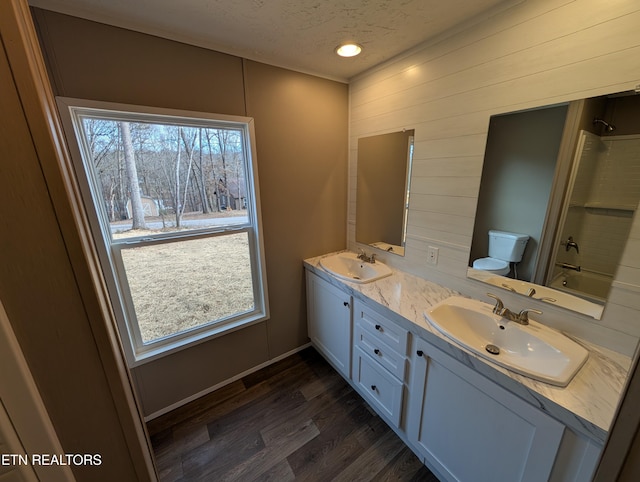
[144, 342, 312, 421]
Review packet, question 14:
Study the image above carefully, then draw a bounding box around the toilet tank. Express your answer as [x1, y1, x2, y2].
[488, 230, 529, 262]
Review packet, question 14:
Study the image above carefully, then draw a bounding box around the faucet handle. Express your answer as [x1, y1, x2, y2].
[518, 308, 543, 324]
[539, 297, 557, 303]
[486, 293, 504, 314]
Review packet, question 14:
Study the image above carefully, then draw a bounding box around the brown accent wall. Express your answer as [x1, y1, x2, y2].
[244, 60, 349, 355]
[31, 8, 348, 416]
[1, 1, 154, 479]
[32, 8, 246, 116]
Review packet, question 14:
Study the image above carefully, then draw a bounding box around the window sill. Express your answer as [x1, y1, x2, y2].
[128, 312, 269, 367]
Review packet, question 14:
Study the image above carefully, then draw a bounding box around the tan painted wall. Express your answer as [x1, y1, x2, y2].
[31, 8, 348, 416]
[244, 60, 349, 356]
[0, 1, 154, 479]
[33, 8, 246, 116]
[348, 0, 640, 357]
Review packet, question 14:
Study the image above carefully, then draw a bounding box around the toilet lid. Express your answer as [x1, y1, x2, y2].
[473, 258, 509, 271]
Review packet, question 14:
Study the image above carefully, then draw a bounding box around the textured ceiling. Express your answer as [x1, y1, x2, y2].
[29, 0, 512, 81]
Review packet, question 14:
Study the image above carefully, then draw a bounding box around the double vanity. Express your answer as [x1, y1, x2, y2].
[304, 252, 631, 482]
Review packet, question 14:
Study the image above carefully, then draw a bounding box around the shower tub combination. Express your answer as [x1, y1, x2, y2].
[546, 131, 640, 316]
[549, 270, 610, 306]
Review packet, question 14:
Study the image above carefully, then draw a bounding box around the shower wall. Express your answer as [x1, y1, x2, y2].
[557, 133, 640, 282]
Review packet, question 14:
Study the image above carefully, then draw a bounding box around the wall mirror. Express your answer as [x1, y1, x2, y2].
[356, 130, 414, 256]
[468, 90, 640, 319]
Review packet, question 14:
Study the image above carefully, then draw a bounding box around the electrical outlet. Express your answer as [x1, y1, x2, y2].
[427, 246, 439, 265]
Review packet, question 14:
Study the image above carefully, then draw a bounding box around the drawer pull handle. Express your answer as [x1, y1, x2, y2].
[375, 324, 381, 331]
[343, 301, 349, 307]
[417, 350, 424, 357]
[371, 385, 377, 391]
[374, 348, 380, 355]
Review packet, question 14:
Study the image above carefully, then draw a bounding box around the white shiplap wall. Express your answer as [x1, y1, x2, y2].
[348, 0, 640, 356]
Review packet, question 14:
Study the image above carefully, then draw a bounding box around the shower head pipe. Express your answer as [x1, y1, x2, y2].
[593, 117, 616, 132]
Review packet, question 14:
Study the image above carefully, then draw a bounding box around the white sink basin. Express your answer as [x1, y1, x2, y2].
[320, 252, 392, 284]
[424, 296, 588, 387]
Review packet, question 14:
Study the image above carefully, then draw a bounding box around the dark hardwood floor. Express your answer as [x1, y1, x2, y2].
[147, 347, 439, 481]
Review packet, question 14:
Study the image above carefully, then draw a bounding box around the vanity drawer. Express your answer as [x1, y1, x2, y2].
[354, 301, 408, 356]
[355, 324, 406, 380]
[353, 346, 404, 427]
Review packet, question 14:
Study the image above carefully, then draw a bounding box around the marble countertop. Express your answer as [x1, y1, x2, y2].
[304, 252, 632, 444]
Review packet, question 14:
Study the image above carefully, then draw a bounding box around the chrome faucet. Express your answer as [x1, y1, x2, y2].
[563, 236, 580, 254]
[486, 293, 542, 326]
[557, 262, 581, 272]
[357, 249, 376, 264]
[517, 308, 543, 324]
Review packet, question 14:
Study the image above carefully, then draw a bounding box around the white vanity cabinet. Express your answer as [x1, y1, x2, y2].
[305, 265, 604, 482]
[352, 299, 409, 428]
[407, 337, 564, 482]
[306, 271, 352, 378]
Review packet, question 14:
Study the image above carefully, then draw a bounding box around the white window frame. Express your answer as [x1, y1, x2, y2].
[56, 97, 269, 366]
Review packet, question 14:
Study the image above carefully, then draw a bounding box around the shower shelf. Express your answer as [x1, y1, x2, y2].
[583, 202, 636, 212]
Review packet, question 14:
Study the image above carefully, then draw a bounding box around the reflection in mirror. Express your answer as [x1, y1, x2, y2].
[468, 91, 640, 319]
[356, 130, 414, 256]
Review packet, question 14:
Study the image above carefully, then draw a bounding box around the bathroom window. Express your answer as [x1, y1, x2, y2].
[57, 98, 269, 364]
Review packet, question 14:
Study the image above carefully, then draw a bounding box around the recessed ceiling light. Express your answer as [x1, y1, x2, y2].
[335, 43, 362, 58]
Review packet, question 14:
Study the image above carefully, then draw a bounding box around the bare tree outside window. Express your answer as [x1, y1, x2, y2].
[81, 119, 249, 236]
[61, 103, 267, 357]
[120, 121, 147, 230]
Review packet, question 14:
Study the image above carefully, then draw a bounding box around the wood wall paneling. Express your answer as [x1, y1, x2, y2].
[349, 0, 640, 355]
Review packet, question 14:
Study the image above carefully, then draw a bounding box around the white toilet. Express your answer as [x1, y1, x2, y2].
[473, 230, 529, 276]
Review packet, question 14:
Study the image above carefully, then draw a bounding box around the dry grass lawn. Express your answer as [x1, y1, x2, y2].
[118, 231, 255, 343]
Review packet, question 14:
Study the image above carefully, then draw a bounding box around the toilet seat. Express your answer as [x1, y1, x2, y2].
[473, 257, 510, 275]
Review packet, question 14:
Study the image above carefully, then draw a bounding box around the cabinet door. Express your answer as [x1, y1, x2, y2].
[407, 338, 564, 482]
[306, 272, 352, 378]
